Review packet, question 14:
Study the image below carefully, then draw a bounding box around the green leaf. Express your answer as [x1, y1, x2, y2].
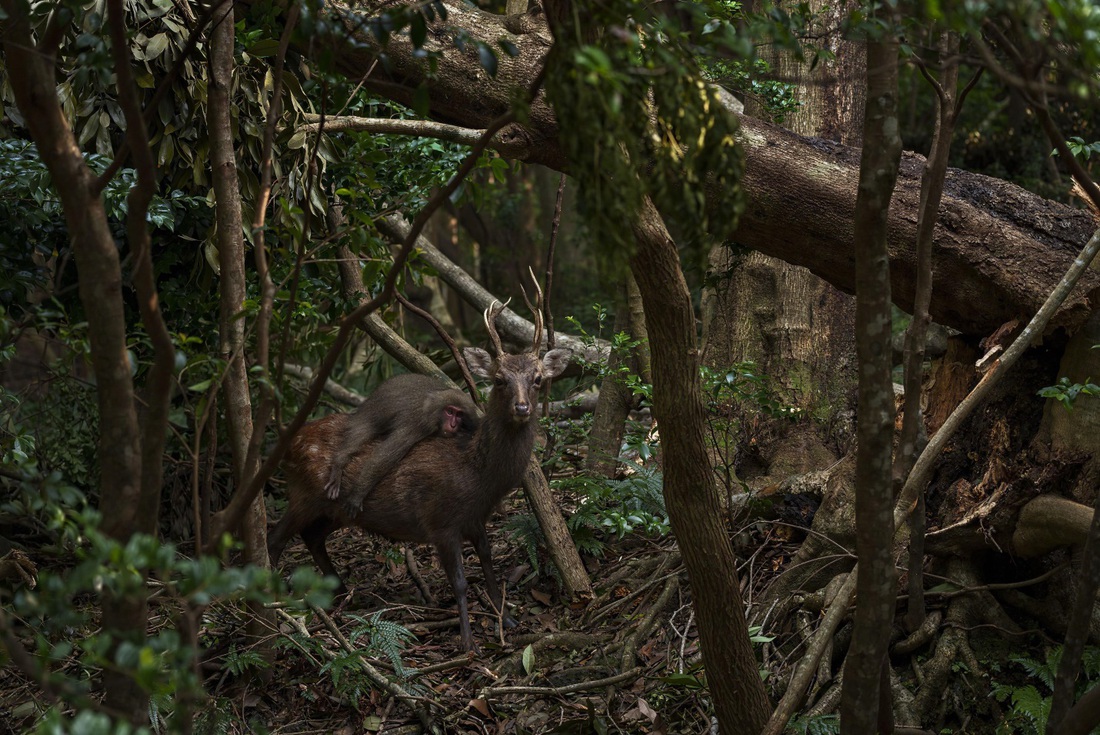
[410, 14, 427, 47]
[248, 39, 281, 57]
[145, 32, 169, 60]
[522, 643, 535, 674]
[660, 672, 705, 689]
[287, 130, 308, 150]
[478, 44, 498, 77]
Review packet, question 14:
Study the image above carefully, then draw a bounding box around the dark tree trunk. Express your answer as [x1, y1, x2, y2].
[630, 198, 772, 734]
[1, 1, 169, 722]
[840, 34, 903, 735]
[207, 0, 276, 654]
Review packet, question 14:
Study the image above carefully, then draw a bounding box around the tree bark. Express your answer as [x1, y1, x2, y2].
[586, 283, 633, 477]
[840, 34, 902, 735]
[207, 0, 277, 653]
[1, 2, 150, 722]
[703, 0, 861, 417]
[629, 197, 772, 734]
[261, 0, 1100, 339]
[209, 0, 259, 541]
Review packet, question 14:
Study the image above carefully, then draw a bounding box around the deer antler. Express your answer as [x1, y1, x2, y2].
[483, 298, 510, 357]
[521, 267, 543, 354]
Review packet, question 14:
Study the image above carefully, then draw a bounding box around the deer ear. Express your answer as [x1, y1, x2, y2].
[541, 348, 571, 379]
[464, 347, 494, 378]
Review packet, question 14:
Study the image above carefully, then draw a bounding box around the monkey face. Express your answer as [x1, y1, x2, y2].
[442, 405, 465, 434]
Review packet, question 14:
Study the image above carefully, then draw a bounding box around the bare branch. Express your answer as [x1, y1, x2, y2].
[298, 114, 534, 158]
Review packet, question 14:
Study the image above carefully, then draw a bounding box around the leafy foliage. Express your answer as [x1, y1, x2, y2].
[988, 646, 1100, 735]
[545, 0, 746, 265]
[1054, 137, 1100, 161]
[0, 139, 202, 312]
[1038, 376, 1100, 410]
[5, 475, 331, 733]
[701, 362, 798, 496]
[560, 469, 670, 541]
[705, 57, 800, 123]
[346, 612, 418, 681]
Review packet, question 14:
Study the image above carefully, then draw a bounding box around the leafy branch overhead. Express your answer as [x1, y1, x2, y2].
[545, 1, 745, 258]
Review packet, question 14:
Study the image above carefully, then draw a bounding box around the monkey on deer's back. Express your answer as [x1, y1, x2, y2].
[269, 290, 570, 651]
[322, 372, 480, 512]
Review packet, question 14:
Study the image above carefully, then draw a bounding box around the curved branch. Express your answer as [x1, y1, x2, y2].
[377, 213, 607, 363]
[299, 114, 536, 159]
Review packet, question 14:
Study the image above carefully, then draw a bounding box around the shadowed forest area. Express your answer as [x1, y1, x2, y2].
[3, 1, 1100, 733]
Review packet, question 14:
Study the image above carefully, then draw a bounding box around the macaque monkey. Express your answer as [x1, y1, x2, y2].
[324, 373, 479, 511]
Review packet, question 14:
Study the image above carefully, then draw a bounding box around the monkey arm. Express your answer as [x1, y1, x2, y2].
[324, 411, 381, 500]
[340, 426, 426, 512]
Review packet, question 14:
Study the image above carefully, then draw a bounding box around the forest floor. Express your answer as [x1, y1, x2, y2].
[0, 487, 1057, 734]
[230, 493, 778, 735]
[0, 490, 785, 735]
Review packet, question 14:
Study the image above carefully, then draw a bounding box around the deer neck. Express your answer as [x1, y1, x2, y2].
[472, 407, 537, 495]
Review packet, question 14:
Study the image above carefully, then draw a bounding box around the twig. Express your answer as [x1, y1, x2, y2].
[619, 575, 679, 673]
[242, 2, 300, 477]
[410, 656, 474, 676]
[544, 174, 566, 353]
[588, 566, 681, 625]
[541, 173, 567, 418]
[395, 292, 480, 404]
[898, 30, 961, 634]
[479, 667, 644, 698]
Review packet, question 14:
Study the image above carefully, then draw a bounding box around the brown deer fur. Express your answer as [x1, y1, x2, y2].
[269, 299, 569, 651]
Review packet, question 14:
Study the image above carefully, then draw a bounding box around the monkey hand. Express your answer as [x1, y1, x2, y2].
[323, 476, 342, 501]
[341, 494, 363, 515]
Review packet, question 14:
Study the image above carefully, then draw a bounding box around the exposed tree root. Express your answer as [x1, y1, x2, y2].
[404, 546, 437, 606]
[894, 610, 943, 655]
[479, 667, 644, 699]
[911, 559, 984, 726]
[1013, 494, 1094, 557]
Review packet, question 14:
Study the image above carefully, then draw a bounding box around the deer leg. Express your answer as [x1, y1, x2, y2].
[473, 528, 517, 630]
[301, 518, 348, 596]
[405, 547, 437, 606]
[267, 511, 298, 568]
[436, 539, 476, 652]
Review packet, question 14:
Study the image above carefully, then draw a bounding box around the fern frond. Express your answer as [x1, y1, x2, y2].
[1010, 684, 1050, 734]
[505, 512, 545, 572]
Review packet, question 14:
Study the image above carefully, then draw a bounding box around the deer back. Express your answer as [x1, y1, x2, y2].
[283, 413, 498, 545]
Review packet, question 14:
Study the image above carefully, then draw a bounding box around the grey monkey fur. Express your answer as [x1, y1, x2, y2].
[323, 373, 479, 511]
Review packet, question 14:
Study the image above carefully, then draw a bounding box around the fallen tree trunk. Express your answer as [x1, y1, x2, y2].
[284, 1, 1100, 338]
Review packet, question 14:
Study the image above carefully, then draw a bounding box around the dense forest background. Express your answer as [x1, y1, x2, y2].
[2, 0, 1100, 733]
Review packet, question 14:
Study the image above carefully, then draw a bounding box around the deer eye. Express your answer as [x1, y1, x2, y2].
[494, 378, 506, 387]
[532, 375, 542, 387]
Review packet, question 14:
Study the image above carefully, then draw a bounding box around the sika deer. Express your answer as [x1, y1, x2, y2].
[269, 298, 570, 651]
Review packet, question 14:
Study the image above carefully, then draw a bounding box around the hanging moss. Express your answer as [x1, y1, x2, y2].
[544, 1, 745, 268]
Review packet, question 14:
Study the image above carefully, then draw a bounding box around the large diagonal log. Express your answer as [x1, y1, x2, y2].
[297, 1, 1100, 337]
